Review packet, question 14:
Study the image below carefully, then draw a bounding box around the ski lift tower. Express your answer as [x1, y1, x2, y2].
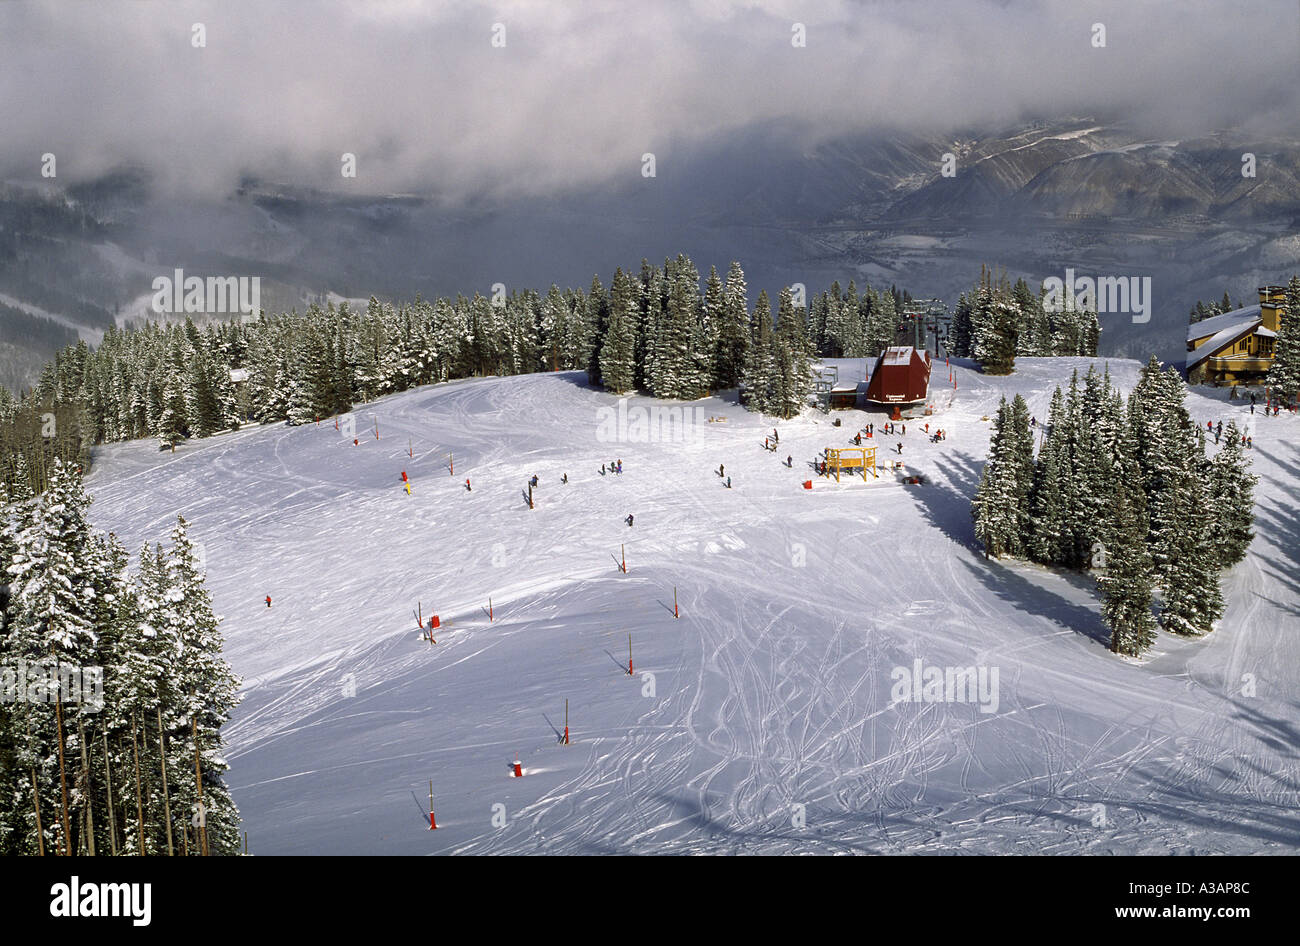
[813, 364, 838, 413]
[903, 299, 951, 355]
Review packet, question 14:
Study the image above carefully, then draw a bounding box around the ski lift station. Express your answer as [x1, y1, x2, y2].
[864, 346, 932, 416]
[813, 360, 868, 411]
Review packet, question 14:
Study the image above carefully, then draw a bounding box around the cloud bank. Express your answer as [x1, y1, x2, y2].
[3, 0, 1297, 202]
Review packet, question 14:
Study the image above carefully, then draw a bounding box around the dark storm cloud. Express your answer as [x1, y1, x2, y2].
[2, 0, 1296, 201]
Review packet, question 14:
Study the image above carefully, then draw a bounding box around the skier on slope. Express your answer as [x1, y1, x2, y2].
[625, 514, 634, 527]
[726, 476, 731, 488]
[265, 596, 272, 608]
[465, 478, 472, 491]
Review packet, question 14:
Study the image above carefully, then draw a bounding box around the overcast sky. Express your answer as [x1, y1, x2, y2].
[3, 0, 1298, 202]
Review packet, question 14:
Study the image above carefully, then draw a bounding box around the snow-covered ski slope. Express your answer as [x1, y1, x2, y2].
[85, 358, 1300, 854]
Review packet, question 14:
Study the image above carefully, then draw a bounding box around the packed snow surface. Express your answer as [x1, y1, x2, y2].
[85, 358, 1300, 854]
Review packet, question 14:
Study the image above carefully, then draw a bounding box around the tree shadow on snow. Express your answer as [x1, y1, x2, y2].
[910, 450, 984, 553]
[955, 557, 1110, 648]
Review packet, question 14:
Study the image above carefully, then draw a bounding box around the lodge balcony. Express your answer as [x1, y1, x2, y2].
[1207, 355, 1272, 373]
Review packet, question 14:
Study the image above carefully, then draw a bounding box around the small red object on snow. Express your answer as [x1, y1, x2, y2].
[802, 480, 812, 490]
[401, 471, 408, 481]
[429, 615, 440, 629]
[513, 759, 523, 778]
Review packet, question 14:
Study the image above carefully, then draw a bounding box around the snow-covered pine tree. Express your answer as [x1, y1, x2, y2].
[1007, 393, 1036, 546]
[950, 292, 973, 357]
[0, 477, 20, 853]
[973, 396, 1033, 557]
[865, 288, 897, 358]
[159, 516, 241, 854]
[599, 268, 638, 395]
[109, 541, 174, 854]
[563, 286, 590, 372]
[584, 275, 609, 386]
[540, 285, 568, 372]
[1072, 367, 1116, 564]
[714, 261, 749, 389]
[637, 261, 664, 393]
[1010, 279, 1038, 356]
[1151, 372, 1224, 636]
[1080, 304, 1102, 356]
[742, 290, 776, 414]
[1098, 457, 1158, 656]
[1265, 275, 1300, 404]
[822, 285, 851, 359]
[649, 254, 702, 400]
[1057, 371, 1094, 567]
[770, 286, 812, 418]
[1206, 420, 1257, 568]
[1029, 387, 1070, 564]
[972, 274, 1018, 375]
[809, 291, 830, 356]
[4, 459, 100, 855]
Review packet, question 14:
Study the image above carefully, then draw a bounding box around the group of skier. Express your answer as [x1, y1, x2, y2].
[1204, 418, 1255, 449]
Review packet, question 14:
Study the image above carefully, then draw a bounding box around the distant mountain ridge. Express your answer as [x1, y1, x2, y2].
[2, 117, 1299, 390]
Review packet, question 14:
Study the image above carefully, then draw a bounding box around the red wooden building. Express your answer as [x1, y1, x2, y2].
[865, 346, 931, 409]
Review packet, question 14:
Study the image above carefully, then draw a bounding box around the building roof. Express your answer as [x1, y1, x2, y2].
[817, 358, 868, 391]
[881, 346, 919, 366]
[1187, 319, 1264, 369]
[1187, 305, 1261, 343]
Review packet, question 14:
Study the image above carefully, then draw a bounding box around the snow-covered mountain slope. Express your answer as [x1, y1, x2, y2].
[83, 360, 1300, 854]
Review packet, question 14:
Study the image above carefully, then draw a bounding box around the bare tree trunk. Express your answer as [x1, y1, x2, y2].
[192, 715, 208, 856]
[131, 712, 147, 855]
[54, 689, 72, 856]
[157, 706, 173, 856]
[102, 730, 118, 855]
[78, 717, 96, 856]
[30, 768, 45, 856]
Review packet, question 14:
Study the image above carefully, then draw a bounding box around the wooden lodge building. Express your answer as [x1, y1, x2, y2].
[1186, 286, 1286, 385]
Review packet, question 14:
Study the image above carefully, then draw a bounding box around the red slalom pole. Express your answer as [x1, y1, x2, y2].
[674, 586, 679, 618]
[628, 634, 634, 675]
[428, 780, 437, 830]
[489, 597, 493, 621]
[564, 699, 570, 745]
